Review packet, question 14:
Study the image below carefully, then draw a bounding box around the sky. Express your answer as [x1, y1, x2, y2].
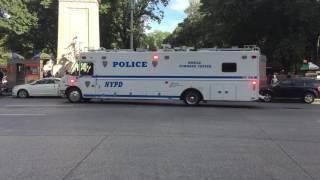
[147, 0, 189, 33]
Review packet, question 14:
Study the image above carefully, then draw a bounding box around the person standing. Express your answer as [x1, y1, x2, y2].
[47, 71, 52, 77]
[271, 73, 279, 85]
[0, 70, 4, 95]
[0, 70, 4, 84]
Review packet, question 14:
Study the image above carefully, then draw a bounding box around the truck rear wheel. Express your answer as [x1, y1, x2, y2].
[67, 88, 82, 103]
[183, 90, 202, 106]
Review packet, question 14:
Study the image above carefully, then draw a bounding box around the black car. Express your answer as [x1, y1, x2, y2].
[260, 78, 320, 104]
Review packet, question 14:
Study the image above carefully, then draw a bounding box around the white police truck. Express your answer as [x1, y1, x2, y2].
[59, 46, 267, 105]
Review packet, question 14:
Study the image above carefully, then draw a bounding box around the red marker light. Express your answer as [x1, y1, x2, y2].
[252, 81, 257, 91]
[153, 54, 160, 61]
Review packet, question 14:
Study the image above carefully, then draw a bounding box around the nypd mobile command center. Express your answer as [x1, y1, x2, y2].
[59, 46, 267, 105]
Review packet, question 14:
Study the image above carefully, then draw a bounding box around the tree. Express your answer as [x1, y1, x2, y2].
[0, 0, 37, 57]
[0, 0, 37, 35]
[167, 0, 320, 73]
[165, 0, 204, 48]
[0, 0, 58, 57]
[100, 0, 169, 49]
[0, 0, 168, 58]
[142, 30, 170, 50]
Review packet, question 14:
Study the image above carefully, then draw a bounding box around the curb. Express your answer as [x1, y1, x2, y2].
[0, 93, 12, 97]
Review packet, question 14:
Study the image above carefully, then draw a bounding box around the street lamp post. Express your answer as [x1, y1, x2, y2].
[317, 35, 320, 62]
[130, 0, 134, 50]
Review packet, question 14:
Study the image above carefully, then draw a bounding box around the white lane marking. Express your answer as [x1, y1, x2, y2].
[0, 114, 46, 116]
[6, 105, 73, 108]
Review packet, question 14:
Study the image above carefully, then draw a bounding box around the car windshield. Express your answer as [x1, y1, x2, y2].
[29, 79, 56, 85]
[29, 80, 38, 85]
[66, 62, 93, 76]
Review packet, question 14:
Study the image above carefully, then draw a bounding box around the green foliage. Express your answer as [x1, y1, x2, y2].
[0, 0, 168, 58]
[142, 31, 170, 50]
[0, 0, 58, 57]
[165, 0, 204, 48]
[0, 0, 37, 35]
[100, 0, 169, 49]
[168, 0, 320, 73]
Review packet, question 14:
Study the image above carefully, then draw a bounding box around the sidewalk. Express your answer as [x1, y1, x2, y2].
[314, 99, 320, 104]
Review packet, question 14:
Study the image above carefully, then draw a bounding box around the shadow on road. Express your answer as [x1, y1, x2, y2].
[4, 96, 316, 110]
[76, 99, 262, 109]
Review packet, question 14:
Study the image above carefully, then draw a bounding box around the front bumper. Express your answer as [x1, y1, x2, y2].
[59, 90, 66, 98]
[258, 94, 265, 100]
[11, 89, 18, 97]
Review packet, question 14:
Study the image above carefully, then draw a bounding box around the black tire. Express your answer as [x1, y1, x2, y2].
[17, 89, 29, 98]
[262, 92, 272, 103]
[303, 93, 315, 104]
[183, 90, 202, 106]
[67, 88, 82, 103]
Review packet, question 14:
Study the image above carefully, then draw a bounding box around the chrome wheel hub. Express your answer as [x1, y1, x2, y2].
[69, 91, 81, 102]
[264, 94, 271, 102]
[19, 91, 27, 98]
[187, 95, 197, 104]
[304, 95, 313, 103]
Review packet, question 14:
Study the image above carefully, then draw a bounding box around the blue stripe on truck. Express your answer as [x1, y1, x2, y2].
[83, 94, 180, 99]
[91, 75, 249, 79]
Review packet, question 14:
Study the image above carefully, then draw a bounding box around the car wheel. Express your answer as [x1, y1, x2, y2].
[303, 93, 315, 104]
[17, 90, 29, 98]
[183, 90, 202, 106]
[67, 88, 82, 103]
[263, 92, 272, 103]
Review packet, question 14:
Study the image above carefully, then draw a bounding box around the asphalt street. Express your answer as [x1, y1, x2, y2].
[0, 96, 319, 180]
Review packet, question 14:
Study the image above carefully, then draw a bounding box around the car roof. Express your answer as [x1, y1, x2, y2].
[41, 77, 61, 80]
[284, 78, 316, 81]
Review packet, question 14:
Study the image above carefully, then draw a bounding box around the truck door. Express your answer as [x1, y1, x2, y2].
[78, 62, 96, 97]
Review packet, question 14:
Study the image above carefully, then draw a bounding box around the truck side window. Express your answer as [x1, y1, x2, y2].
[80, 62, 94, 76]
[222, 63, 237, 72]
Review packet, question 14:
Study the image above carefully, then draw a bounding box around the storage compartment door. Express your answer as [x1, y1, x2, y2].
[223, 85, 236, 101]
[211, 85, 224, 100]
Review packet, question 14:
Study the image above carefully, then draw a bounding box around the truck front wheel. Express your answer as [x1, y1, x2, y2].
[183, 90, 202, 106]
[67, 88, 82, 103]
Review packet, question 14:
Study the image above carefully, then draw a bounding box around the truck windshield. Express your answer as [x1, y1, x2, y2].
[68, 62, 94, 76]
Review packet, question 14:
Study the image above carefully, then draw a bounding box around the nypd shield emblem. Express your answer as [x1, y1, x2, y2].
[85, 81, 91, 88]
[152, 60, 158, 67]
[102, 61, 108, 68]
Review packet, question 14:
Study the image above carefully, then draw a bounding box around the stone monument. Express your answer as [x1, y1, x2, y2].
[55, 0, 100, 74]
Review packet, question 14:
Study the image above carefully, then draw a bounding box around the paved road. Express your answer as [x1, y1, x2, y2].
[0, 97, 319, 180]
